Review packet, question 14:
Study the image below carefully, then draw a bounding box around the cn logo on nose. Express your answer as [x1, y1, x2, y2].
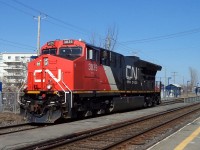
[34, 69, 61, 82]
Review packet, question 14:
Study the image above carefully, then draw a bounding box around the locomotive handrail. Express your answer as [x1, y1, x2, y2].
[46, 71, 72, 106]
[17, 81, 26, 105]
[62, 81, 73, 108]
[53, 81, 71, 106]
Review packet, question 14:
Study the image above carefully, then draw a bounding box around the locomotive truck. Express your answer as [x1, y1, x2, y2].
[19, 39, 162, 123]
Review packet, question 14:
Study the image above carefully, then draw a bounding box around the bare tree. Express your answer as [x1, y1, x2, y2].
[104, 24, 118, 51]
[89, 24, 118, 51]
[189, 67, 199, 88]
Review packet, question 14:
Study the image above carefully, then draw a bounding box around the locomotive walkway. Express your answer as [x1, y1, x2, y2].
[0, 99, 199, 150]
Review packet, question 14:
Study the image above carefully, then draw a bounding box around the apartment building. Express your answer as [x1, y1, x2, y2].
[0, 52, 37, 91]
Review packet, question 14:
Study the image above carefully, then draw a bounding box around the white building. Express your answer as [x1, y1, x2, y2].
[0, 52, 37, 90]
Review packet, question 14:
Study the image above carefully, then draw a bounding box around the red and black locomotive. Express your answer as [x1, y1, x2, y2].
[19, 39, 162, 123]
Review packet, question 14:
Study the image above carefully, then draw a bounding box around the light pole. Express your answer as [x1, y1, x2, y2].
[168, 77, 171, 85]
[187, 81, 190, 97]
[172, 72, 178, 84]
[197, 83, 199, 96]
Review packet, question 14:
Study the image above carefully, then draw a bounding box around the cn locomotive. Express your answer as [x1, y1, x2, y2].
[19, 39, 162, 123]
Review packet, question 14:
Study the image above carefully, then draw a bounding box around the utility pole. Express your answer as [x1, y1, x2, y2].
[164, 67, 167, 98]
[164, 67, 167, 86]
[35, 15, 46, 56]
[36, 15, 41, 56]
[171, 72, 178, 84]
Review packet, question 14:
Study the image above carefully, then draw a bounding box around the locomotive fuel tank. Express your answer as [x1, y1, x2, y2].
[109, 96, 145, 113]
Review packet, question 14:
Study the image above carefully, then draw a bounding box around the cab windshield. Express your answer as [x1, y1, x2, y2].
[59, 47, 82, 60]
[41, 48, 57, 55]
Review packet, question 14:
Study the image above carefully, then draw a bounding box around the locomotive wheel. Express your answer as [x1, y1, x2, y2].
[145, 97, 153, 107]
[143, 101, 148, 108]
[147, 100, 153, 107]
[156, 97, 161, 105]
[77, 111, 85, 119]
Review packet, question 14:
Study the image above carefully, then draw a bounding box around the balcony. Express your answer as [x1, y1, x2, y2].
[3, 61, 23, 66]
[3, 67, 24, 71]
[3, 72, 25, 79]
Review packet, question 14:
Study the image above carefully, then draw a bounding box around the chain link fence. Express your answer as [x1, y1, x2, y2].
[0, 92, 200, 114]
[0, 92, 22, 114]
[184, 96, 200, 103]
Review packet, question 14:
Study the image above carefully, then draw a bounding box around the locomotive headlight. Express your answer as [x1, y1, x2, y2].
[44, 58, 48, 66]
[23, 84, 28, 91]
[47, 80, 52, 90]
[47, 84, 52, 90]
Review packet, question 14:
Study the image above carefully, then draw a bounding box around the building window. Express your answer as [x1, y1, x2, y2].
[15, 56, 20, 61]
[8, 56, 11, 60]
[15, 72, 21, 75]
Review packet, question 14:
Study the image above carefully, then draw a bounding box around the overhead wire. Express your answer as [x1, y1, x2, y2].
[12, 0, 92, 36]
[0, 41, 36, 51]
[121, 28, 200, 44]
[3, 0, 199, 84]
[0, 0, 37, 51]
[43, 20, 89, 36]
[0, 0, 166, 62]
[2, 0, 199, 62]
[8, 0, 170, 58]
[11, 0, 138, 53]
[0, 38, 36, 50]
[0, 0, 35, 17]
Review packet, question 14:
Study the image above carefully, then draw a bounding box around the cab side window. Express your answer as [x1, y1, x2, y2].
[100, 50, 110, 66]
[87, 49, 100, 63]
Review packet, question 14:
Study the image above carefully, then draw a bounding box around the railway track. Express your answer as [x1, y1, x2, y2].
[161, 98, 184, 105]
[17, 102, 200, 150]
[0, 98, 179, 137]
[0, 123, 40, 136]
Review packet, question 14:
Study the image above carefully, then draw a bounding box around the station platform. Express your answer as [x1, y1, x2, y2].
[149, 116, 200, 150]
[0, 103, 197, 150]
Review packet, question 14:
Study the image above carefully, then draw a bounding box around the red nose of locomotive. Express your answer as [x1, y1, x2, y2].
[21, 54, 74, 123]
[26, 54, 73, 92]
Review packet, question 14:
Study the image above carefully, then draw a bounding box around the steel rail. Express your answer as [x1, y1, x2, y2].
[0, 123, 39, 136]
[102, 104, 200, 149]
[16, 103, 200, 150]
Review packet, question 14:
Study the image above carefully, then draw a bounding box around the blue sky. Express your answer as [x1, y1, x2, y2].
[0, 0, 200, 85]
